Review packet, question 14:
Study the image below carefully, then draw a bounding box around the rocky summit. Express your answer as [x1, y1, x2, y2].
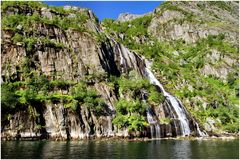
[1, 1, 239, 140]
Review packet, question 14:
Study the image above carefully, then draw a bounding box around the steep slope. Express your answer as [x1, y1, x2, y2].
[149, 1, 239, 44]
[1, 2, 154, 140]
[0, 2, 175, 140]
[1, 1, 238, 140]
[102, 1, 239, 134]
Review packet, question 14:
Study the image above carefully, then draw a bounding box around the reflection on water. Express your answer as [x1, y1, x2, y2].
[1, 139, 239, 159]
[172, 140, 192, 158]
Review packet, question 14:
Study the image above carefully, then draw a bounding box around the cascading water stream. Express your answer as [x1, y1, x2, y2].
[144, 61, 207, 137]
[113, 39, 206, 137]
[195, 121, 208, 137]
[144, 61, 191, 136]
[177, 98, 208, 137]
[147, 108, 157, 124]
[155, 124, 161, 138]
[147, 108, 161, 139]
[147, 108, 155, 138]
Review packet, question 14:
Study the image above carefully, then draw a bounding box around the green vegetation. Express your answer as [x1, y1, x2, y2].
[111, 71, 165, 131]
[1, 1, 238, 134]
[13, 34, 65, 51]
[1, 83, 19, 112]
[1, 69, 164, 132]
[158, 1, 188, 14]
[102, 15, 152, 48]
[104, 9, 239, 133]
[1, 1, 91, 33]
[156, 1, 196, 22]
[210, 1, 232, 12]
[118, 76, 150, 96]
[1, 1, 47, 11]
[1, 71, 107, 121]
[70, 82, 106, 112]
[159, 117, 172, 125]
[42, 13, 89, 32]
[113, 98, 148, 131]
[1, 1, 107, 127]
[1, 1, 94, 56]
[11, 35, 65, 52]
[113, 114, 148, 132]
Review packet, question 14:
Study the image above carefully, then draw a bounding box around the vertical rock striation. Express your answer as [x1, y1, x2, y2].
[2, 1, 237, 140]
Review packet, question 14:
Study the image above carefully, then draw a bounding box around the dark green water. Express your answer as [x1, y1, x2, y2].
[1, 139, 239, 159]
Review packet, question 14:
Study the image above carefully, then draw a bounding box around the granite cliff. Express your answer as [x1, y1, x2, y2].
[1, 1, 239, 140]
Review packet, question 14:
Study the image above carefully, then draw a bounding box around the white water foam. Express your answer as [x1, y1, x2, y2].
[144, 61, 190, 136]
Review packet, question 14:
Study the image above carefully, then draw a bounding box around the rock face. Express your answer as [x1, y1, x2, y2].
[148, 1, 239, 44]
[102, 1, 238, 136]
[1, 1, 238, 140]
[1, 31, 204, 140]
[117, 13, 146, 22]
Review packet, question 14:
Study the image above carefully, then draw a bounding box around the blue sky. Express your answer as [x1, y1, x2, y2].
[43, 1, 163, 21]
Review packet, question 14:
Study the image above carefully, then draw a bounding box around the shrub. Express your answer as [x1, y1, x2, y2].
[1, 1, 47, 11]
[1, 83, 18, 110]
[2, 2, 90, 33]
[71, 82, 106, 112]
[2, 14, 24, 30]
[116, 99, 146, 115]
[113, 114, 148, 131]
[12, 33, 24, 43]
[127, 115, 148, 131]
[112, 114, 129, 128]
[50, 80, 71, 90]
[118, 75, 150, 96]
[148, 86, 165, 104]
[159, 117, 172, 124]
[65, 99, 78, 110]
[16, 89, 39, 104]
[23, 37, 38, 52]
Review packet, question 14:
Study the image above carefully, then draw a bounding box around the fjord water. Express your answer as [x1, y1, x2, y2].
[1, 139, 239, 159]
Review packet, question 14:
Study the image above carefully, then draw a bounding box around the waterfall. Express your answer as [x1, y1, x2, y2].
[177, 99, 208, 137]
[107, 116, 113, 136]
[144, 61, 191, 136]
[147, 108, 157, 124]
[155, 124, 161, 138]
[195, 122, 208, 137]
[150, 125, 154, 138]
[147, 108, 161, 139]
[113, 39, 206, 137]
